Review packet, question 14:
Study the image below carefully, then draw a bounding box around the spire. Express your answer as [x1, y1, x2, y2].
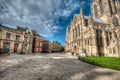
[88, 14, 93, 26]
[80, 8, 84, 19]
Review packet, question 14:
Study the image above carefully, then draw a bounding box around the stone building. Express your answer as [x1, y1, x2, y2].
[32, 31, 44, 53]
[0, 25, 33, 54]
[51, 43, 64, 52]
[42, 40, 52, 53]
[32, 30, 52, 53]
[65, 0, 120, 57]
[16, 26, 33, 53]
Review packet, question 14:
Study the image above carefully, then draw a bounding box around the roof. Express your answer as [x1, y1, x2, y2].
[0, 24, 16, 30]
[35, 34, 42, 37]
[16, 26, 26, 32]
[75, 14, 106, 24]
[84, 16, 106, 24]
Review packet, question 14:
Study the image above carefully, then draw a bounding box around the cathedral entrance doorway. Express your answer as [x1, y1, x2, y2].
[74, 45, 76, 54]
[71, 45, 77, 55]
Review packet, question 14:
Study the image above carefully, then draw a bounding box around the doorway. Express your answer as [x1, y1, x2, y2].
[74, 45, 77, 54]
[14, 43, 19, 53]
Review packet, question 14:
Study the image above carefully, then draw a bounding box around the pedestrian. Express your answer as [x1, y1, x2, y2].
[33, 50, 35, 55]
[72, 52, 74, 56]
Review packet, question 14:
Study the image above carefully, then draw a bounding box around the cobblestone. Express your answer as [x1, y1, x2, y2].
[0, 53, 120, 80]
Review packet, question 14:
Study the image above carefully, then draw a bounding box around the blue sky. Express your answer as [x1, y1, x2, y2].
[0, 0, 93, 46]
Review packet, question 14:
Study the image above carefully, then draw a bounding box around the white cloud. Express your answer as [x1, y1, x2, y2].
[54, 0, 81, 17]
[0, 0, 91, 38]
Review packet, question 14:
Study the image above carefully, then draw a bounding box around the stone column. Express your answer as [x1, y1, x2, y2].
[110, 0, 116, 13]
[98, 2, 101, 16]
[91, 28, 98, 56]
[74, 29, 76, 39]
[72, 29, 74, 40]
[103, 31, 108, 56]
[75, 28, 77, 38]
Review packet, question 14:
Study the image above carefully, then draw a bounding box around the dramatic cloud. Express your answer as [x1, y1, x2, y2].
[0, 0, 92, 41]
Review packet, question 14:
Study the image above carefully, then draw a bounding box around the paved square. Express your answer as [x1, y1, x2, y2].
[0, 53, 120, 80]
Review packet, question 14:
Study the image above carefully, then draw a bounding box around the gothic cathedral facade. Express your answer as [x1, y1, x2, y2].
[65, 0, 120, 57]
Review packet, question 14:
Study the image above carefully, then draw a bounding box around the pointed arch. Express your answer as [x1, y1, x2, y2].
[108, 0, 113, 14]
[99, 0, 104, 14]
[113, 0, 117, 13]
[94, 5, 98, 17]
[78, 25, 80, 36]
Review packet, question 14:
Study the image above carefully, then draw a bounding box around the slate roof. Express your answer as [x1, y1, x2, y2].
[75, 14, 106, 24]
[35, 34, 42, 37]
[0, 24, 16, 30]
[84, 16, 106, 24]
[16, 26, 26, 32]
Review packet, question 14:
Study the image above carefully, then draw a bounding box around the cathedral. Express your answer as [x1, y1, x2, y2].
[65, 0, 120, 57]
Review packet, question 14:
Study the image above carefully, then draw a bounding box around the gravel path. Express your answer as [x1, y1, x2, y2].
[0, 53, 120, 80]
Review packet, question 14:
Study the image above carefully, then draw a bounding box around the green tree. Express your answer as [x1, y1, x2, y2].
[52, 41, 61, 45]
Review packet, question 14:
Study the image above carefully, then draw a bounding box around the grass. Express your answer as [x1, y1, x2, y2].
[79, 57, 120, 71]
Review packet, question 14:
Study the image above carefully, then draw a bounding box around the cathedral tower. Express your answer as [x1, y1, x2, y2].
[91, 0, 120, 24]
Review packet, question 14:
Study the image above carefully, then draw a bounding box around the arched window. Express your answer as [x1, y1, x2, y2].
[109, 48, 112, 54]
[73, 30, 74, 39]
[113, 17, 119, 27]
[79, 41, 81, 46]
[85, 19, 88, 26]
[109, 32, 112, 39]
[115, 32, 117, 38]
[78, 26, 80, 36]
[113, 0, 117, 13]
[99, 0, 104, 14]
[106, 32, 110, 46]
[88, 39, 89, 45]
[94, 5, 98, 17]
[76, 28, 77, 38]
[113, 47, 116, 54]
[108, 0, 113, 14]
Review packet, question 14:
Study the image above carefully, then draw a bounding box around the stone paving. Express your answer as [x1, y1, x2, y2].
[0, 53, 120, 80]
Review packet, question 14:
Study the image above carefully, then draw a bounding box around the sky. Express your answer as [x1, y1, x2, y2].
[0, 0, 93, 46]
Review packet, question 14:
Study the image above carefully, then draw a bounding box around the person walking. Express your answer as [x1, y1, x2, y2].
[33, 49, 35, 55]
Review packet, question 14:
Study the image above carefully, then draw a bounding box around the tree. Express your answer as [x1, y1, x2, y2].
[52, 41, 61, 45]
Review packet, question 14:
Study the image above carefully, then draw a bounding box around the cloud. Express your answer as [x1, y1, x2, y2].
[54, 0, 80, 17]
[0, 0, 91, 38]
